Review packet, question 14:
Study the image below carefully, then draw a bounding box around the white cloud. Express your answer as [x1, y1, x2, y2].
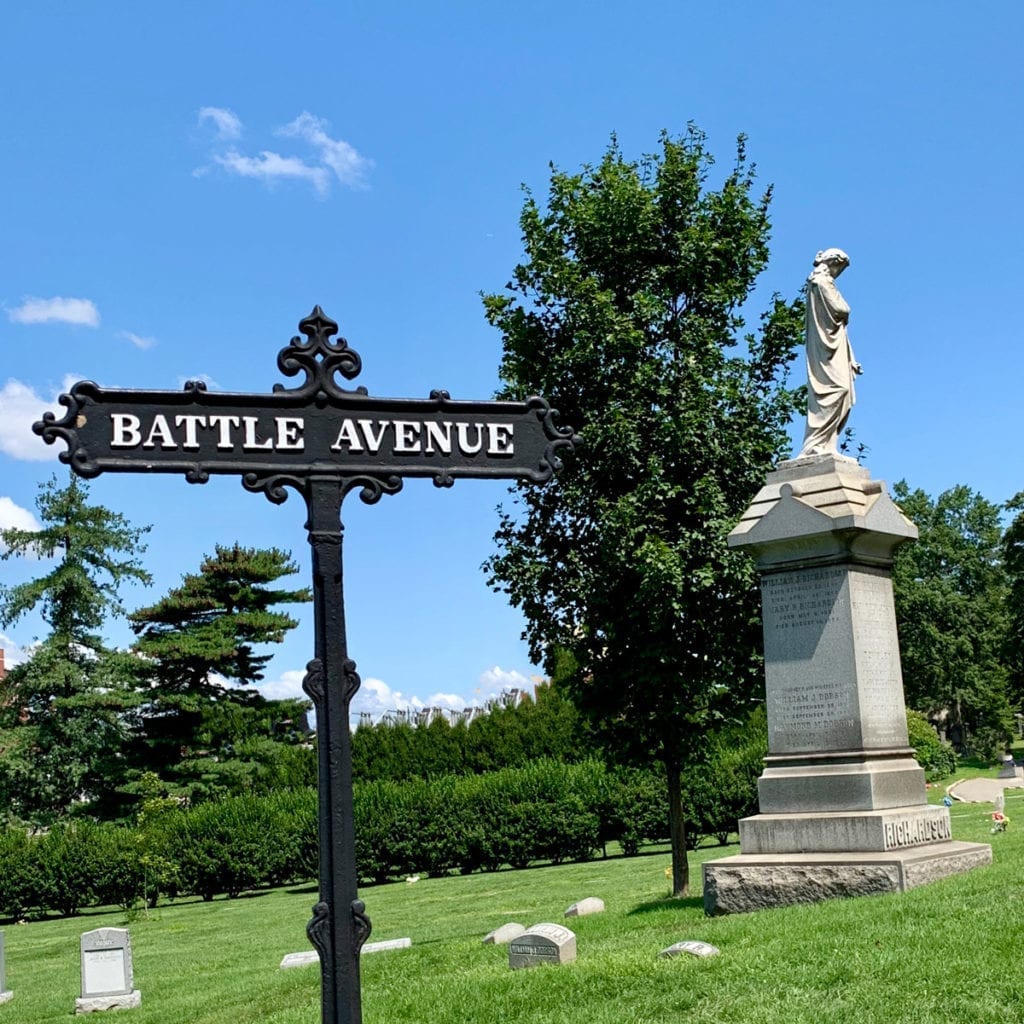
[197, 108, 370, 197]
[199, 106, 243, 141]
[278, 112, 372, 189]
[0, 497, 41, 554]
[257, 669, 308, 702]
[120, 331, 156, 350]
[478, 665, 532, 691]
[214, 149, 330, 197]
[0, 633, 31, 668]
[0, 378, 76, 461]
[8, 296, 100, 327]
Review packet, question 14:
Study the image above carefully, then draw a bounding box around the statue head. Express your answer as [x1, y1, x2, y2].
[813, 248, 850, 277]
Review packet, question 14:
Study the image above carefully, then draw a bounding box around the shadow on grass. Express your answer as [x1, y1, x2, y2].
[628, 895, 704, 915]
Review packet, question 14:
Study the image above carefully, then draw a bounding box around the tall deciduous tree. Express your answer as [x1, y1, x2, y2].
[483, 128, 803, 895]
[127, 544, 312, 799]
[0, 475, 151, 822]
[892, 482, 1013, 753]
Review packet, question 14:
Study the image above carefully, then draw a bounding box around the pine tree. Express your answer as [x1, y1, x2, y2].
[0, 475, 151, 822]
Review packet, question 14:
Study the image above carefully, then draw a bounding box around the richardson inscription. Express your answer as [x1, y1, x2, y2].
[883, 814, 952, 850]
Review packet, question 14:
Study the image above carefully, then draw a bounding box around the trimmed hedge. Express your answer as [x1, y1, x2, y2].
[0, 746, 773, 919]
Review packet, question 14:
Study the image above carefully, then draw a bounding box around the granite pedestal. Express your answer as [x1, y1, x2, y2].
[704, 455, 991, 915]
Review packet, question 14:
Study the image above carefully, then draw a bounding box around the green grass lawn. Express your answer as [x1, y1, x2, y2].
[5, 792, 1024, 1024]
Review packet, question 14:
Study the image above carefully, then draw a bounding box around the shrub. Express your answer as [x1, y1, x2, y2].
[907, 709, 958, 780]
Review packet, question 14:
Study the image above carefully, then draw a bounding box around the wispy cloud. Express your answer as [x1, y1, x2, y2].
[8, 296, 100, 327]
[198, 106, 242, 141]
[0, 376, 79, 461]
[215, 149, 330, 196]
[278, 112, 371, 189]
[120, 330, 156, 350]
[197, 108, 371, 198]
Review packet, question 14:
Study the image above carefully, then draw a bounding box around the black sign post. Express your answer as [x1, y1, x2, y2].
[35, 307, 577, 1024]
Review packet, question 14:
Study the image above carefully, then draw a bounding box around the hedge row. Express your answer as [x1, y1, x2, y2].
[0, 745, 769, 921]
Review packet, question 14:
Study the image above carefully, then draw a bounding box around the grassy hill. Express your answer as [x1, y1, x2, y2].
[4, 786, 1023, 1023]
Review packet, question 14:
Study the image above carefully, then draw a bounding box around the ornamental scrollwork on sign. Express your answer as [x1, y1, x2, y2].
[302, 658, 325, 707]
[274, 306, 367, 404]
[307, 899, 331, 964]
[341, 658, 362, 703]
[351, 899, 373, 952]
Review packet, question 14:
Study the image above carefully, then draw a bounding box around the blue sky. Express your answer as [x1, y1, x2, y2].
[2, 3, 1022, 722]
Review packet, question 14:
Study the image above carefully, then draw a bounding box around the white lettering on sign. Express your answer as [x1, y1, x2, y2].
[110, 413, 516, 459]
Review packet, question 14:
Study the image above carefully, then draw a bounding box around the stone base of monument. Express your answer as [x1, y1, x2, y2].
[0, 990, 11, 1005]
[704, 841, 992, 915]
[710, 453, 992, 916]
[75, 990, 141, 1014]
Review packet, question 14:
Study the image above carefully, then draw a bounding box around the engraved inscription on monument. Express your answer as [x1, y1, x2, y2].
[760, 567, 859, 753]
[849, 568, 909, 748]
[883, 814, 952, 850]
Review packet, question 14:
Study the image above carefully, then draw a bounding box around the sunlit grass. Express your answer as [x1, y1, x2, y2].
[4, 796, 1022, 1023]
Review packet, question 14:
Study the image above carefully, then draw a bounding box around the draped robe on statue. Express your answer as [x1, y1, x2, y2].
[800, 263, 856, 457]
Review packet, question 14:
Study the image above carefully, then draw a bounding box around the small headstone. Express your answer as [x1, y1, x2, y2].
[659, 940, 720, 959]
[564, 897, 604, 918]
[508, 923, 576, 970]
[997, 757, 1016, 780]
[75, 928, 141, 1014]
[362, 937, 411, 955]
[995, 791, 1006, 813]
[280, 951, 319, 969]
[0, 931, 11, 1004]
[280, 937, 411, 969]
[482, 923, 526, 945]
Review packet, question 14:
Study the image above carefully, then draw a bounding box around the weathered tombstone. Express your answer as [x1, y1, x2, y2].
[703, 454, 993, 914]
[508, 924, 576, 970]
[658, 940, 720, 959]
[281, 951, 320, 969]
[997, 757, 1017, 780]
[0, 931, 12, 1004]
[482, 923, 526, 945]
[76, 928, 141, 1014]
[564, 897, 604, 918]
[37, 308, 577, 1024]
[281, 937, 411, 969]
[361, 938, 411, 955]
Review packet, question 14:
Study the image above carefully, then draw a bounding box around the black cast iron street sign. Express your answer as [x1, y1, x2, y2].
[35, 307, 577, 1024]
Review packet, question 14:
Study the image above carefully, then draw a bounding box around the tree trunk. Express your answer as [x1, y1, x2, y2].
[665, 758, 689, 897]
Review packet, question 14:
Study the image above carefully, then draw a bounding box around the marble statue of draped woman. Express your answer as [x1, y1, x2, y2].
[799, 248, 861, 458]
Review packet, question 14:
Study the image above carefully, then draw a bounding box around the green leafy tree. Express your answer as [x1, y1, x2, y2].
[0, 475, 151, 822]
[892, 482, 1013, 752]
[483, 128, 803, 894]
[127, 545, 312, 799]
[1001, 491, 1024, 712]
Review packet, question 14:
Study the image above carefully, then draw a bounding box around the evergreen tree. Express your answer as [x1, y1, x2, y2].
[0, 475, 151, 822]
[127, 545, 312, 799]
[482, 128, 803, 894]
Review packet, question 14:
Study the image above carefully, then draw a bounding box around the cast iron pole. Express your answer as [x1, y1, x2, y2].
[302, 475, 370, 1024]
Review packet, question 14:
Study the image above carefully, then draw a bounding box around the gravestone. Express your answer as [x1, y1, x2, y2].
[0, 931, 11, 1004]
[482, 923, 526, 945]
[280, 937, 411, 968]
[76, 928, 141, 1014]
[658, 940, 720, 959]
[703, 455, 992, 914]
[508, 924, 576, 970]
[564, 897, 604, 918]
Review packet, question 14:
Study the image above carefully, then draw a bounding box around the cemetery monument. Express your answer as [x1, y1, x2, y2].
[702, 250, 992, 914]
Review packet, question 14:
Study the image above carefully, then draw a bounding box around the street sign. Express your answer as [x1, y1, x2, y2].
[36, 306, 578, 1024]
